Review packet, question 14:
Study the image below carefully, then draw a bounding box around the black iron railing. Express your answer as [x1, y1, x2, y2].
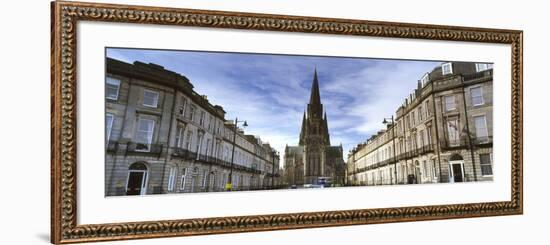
[440, 138, 468, 150]
[126, 142, 163, 155]
[463, 69, 492, 81]
[350, 144, 436, 175]
[172, 149, 263, 174]
[473, 136, 493, 146]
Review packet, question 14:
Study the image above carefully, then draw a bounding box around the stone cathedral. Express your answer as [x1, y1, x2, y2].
[284, 69, 345, 186]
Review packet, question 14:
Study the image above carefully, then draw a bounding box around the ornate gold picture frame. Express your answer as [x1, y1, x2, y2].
[51, 0, 523, 243]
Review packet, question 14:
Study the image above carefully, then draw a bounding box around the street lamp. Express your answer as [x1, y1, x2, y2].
[226, 117, 247, 191]
[383, 116, 398, 185]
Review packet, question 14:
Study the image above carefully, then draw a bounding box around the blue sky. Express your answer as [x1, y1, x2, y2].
[107, 48, 441, 164]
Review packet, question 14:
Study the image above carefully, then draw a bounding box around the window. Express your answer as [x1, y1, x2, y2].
[185, 130, 193, 150]
[471, 87, 484, 106]
[444, 95, 456, 111]
[208, 116, 213, 131]
[442, 62, 453, 75]
[220, 173, 226, 188]
[447, 118, 460, 146]
[206, 139, 211, 155]
[167, 166, 176, 191]
[474, 115, 489, 141]
[135, 119, 154, 151]
[423, 160, 428, 179]
[199, 111, 205, 126]
[106, 77, 120, 100]
[419, 130, 425, 147]
[420, 73, 429, 87]
[196, 134, 203, 153]
[480, 153, 493, 176]
[418, 106, 423, 121]
[179, 97, 187, 116]
[476, 63, 493, 72]
[105, 113, 114, 142]
[189, 106, 196, 121]
[425, 100, 430, 117]
[432, 159, 438, 178]
[427, 126, 433, 145]
[175, 124, 185, 148]
[142, 90, 159, 108]
[180, 168, 187, 190]
[201, 170, 208, 187]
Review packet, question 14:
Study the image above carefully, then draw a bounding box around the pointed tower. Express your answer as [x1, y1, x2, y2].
[307, 68, 323, 120]
[299, 111, 307, 145]
[284, 68, 345, 186]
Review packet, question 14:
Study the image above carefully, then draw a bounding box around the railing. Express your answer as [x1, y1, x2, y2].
[204, 185, 288, 192]
[126, 142, 163, 155]
[350, 144, 436, 175]
[266, 173, 280, 178]
[171, 148, 198, 160]
[418, 144, 435, 155]
[440, 138, 468, 150]
[463, 69, 492, 81]
[473, 136, 493, 146]
[172, 149, 263, 174]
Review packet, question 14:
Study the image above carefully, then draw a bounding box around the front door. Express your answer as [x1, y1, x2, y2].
[449, 161, 464, 183]
[126, 171, 147, 195]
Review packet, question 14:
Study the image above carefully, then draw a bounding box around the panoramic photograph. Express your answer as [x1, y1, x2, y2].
[104, 48, 494, 196]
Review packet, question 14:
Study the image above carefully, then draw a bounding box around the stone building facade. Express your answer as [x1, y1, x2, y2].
[105, 58, 280, 196]
[284, 70, 346, 186]
[346, 62, 494, 186]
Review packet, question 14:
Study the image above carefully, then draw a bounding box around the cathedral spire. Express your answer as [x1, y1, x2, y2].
[307, 68, 323, 119]
[299, 110, 307, 145]
[309, 68, 322, 106]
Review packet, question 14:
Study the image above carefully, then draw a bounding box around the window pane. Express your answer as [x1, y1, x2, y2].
[432, 160, 438, 178]
[480, 154, 492, 175]
[471, 87, 483, 105]
[168, 167, 176, 191]
[180, 97, 187, 115]
[143, 90, 158, 107]
[474, 116, 488, 137]
[481, 165, 493, 175]
[106, 77, 120, 100]
[442, 63, 453, 75]
[480, 154, 491, 164]
[476, 63, 493, 72]
[421, 73, 429, 86]
[447, 119, 459, 144]
[180, 168, 187, 190]
[136, 119, 154, 144]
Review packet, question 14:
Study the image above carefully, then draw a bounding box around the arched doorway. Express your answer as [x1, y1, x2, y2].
[126, 162, 149, 195]
[449, 154, 465, 183]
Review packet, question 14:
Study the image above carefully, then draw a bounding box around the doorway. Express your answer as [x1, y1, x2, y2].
[126, 162, 148, 195]
[448, 154, 465, 183]
[449, 160, 465, 183]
